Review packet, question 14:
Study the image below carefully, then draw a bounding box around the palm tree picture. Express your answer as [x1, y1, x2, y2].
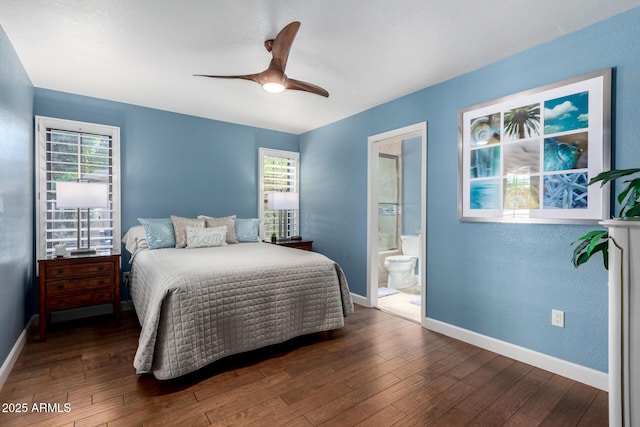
[504, 103, 541, 141]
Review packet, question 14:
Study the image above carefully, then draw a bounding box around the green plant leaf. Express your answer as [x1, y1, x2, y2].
[571, 230, 609, 269]
[571, 168, 640, 270]
[586, 234, 606, 256]
[625, 203, 640, 217]
[589, 168, 640, 187]
[617, 177, 640, 217]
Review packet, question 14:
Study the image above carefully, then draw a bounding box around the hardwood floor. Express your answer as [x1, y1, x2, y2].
[0, 306, 607, 426]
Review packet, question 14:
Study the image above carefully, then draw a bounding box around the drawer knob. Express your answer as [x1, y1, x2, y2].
[57, 298, 64, 304]
[98, 266, 105, 271]
[98, 280, 105, 285]
[57, 284, 64, 290]
[57, 269, 64, 274]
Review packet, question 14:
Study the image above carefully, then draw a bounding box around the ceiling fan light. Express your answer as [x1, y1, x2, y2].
[263, 82, 286, 94]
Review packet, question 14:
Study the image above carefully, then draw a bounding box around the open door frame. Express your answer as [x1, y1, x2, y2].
[366, 122, 427, 325]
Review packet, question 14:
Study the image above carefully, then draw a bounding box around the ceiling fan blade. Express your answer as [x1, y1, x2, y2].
[193, 73, 262, 84]
[194, 21, 329, 97]
[287, 78, 329, 98]
[269, 21, 300, 72]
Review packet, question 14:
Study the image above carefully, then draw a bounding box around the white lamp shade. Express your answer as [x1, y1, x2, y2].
[267, 192, 299, 210]
[56, 181, 109, 209]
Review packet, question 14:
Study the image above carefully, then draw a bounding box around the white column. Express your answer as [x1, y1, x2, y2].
[602, 219, 640, 426]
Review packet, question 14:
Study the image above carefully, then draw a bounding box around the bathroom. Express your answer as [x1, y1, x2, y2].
[376, 135, 422, 322]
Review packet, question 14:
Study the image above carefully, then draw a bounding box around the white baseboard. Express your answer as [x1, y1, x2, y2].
[0, 315, 36, 391]
[424, 317, 608, 391]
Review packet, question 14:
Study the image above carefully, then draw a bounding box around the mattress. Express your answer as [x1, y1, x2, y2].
[130, 242, 353, 379]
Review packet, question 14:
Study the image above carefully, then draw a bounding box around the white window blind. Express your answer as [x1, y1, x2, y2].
[36, 116, 121, 257]
[259, 148, 299, 239]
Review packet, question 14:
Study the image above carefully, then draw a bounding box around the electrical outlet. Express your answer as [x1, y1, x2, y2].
[123, 272, 131, 283]
[552, 309, 565, 328]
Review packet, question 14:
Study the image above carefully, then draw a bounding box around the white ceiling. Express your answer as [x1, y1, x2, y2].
[1, 1, 639, 134]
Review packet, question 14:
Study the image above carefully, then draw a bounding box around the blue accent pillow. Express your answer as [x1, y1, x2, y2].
[137, 218, 175, 249]
[235, 218, 261, 242]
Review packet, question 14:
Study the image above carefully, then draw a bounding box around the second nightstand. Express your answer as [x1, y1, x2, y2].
[38, 253, 121, 340]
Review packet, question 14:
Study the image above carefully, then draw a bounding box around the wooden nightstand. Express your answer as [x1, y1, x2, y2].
[38, 253, 121, 340]
[267, 239, 313, 251]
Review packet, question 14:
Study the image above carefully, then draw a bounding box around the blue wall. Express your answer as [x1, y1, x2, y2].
[0, 26, 34, 366]
[300, 7, 640, 372]
[34, 89, 299, 269]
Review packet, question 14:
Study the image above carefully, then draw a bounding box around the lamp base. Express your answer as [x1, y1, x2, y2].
[70, 248, 96, 256]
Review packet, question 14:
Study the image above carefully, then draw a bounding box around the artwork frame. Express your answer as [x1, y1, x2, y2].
[458, 68, 611, 224]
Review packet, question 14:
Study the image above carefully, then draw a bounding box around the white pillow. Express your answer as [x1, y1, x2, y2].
[186, 225, 228, 248]
[197, 215, 238, 244]
[171, 215, 205, 248]
[122, 225, 149, 254]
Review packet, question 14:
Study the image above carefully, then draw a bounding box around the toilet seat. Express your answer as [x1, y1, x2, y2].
[385, 255, 414, 263]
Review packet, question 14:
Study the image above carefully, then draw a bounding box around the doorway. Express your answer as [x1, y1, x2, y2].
[367, 122, 427, 324]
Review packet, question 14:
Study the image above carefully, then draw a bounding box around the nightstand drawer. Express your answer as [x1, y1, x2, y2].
[47, 276, 114, 294]
[46, 261, 115, 279]
[47, 288, 114, 310]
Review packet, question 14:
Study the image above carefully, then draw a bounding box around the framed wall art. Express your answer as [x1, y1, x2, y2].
[458, 68, 611, 224]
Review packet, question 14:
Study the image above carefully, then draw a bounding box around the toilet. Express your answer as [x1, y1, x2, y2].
[384, 235, 420, 289]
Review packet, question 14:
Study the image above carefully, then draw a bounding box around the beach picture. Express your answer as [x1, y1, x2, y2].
[470, 113, 501, 146]
[543, 172, 589, 209]
[459, 69, 610, 223]
[503, 140, 540, 174]
[503, 103, 541, 141]
[544, 91, 588, 134]
[470, 146, 500, 178]
[543, 132, 588, 172]
[504, 175, 540, 210]
[470, 180, 501, 209]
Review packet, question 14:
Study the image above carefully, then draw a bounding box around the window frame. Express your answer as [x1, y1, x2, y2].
[35, 116, 121, 259]
[258, 147, 300, 240]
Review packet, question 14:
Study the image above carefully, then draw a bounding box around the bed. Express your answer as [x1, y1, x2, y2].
[125, 226, 353, 380]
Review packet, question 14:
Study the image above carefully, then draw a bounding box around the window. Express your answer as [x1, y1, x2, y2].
[258, 148, 299, 240]
[35, 116, 121, 258]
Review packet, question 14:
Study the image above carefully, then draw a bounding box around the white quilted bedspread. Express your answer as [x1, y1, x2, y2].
[130, 242, 353, 379]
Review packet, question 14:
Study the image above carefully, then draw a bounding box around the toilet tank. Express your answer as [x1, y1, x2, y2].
[400, 235, 420, 257]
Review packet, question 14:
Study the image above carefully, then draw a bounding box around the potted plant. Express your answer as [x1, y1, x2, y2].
[571, 168, 640, 269]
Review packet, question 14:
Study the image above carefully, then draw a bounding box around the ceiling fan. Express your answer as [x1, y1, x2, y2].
[194, 21, 329, 97]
